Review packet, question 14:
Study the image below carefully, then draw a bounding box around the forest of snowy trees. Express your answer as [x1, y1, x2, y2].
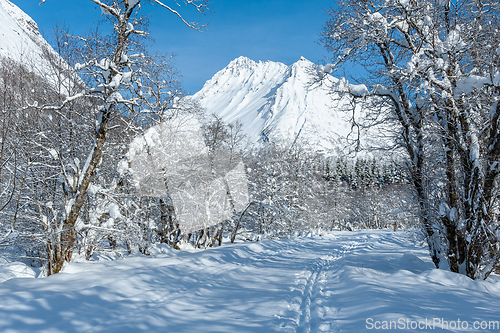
[0, 0, 499, 281]
[0, 47, 413, 276]
[0, 49, 412, 272]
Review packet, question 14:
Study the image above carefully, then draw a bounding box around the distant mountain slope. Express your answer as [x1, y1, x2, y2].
[0, 0, 66, 83]
[192, 56, 374, 155]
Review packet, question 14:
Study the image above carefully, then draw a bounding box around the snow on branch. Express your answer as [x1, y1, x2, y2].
[37, 92, 86, 112]
[89, 0, 120, 17]
[455, 75, 492, 95]
[348, 83, 369, 97]
[153, 0, 208, 30]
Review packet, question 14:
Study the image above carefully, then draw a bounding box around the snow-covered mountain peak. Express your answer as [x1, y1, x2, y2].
[227, 56, 257, 69]
[1, 0, 41, 38]
[0, 0, 44, 60]
[193, 56, 359, 154]
[290, 56, 319, 72]
[296, 56, 311, 65]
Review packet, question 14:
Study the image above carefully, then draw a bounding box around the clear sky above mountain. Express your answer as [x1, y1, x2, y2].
[12, 0, 336, 94]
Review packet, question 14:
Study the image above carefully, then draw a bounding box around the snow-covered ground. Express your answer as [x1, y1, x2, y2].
[0, 230, 499, 332]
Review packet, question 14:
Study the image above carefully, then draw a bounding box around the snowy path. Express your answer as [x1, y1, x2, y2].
[1, 230, 500, 332]
[276, 239, 368, 333]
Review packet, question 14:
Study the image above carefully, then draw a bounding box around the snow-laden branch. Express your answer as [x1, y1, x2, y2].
[153, 0, 207, 30]
[89, 0, 120, 17]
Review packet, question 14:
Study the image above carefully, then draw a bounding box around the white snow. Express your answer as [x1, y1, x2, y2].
[128, 114, 248, 233]
[439, 202, 449, 216]
[48, 148, 58, 160]
[443, 30, 465, 51]
[108, 91, 124, 102]
[0, 230, 499, 332]
[470, 132, 480, 167]
[369, 12, 385, 23]
[0, 261, 36, 283]
[323, 63, 333, 74]
[395, 20, 410, 33]
[349, 83, 369, 97]
[493, 71, 500, 87]
[224, 160, 250, 212]
[192, 56, 291, 145]
[127, 0, 140, 8]
[110, 74, 122, 88]
[399, 0, 410, 8]
[455, 75, 490, 95]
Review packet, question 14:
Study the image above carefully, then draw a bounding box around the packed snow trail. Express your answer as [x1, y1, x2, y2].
[0, 231, 500, 332]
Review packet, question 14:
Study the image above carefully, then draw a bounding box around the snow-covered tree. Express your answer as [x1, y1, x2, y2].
[321, 0, 500, 279]
[33, 0, 210, 274]
[127, 113, 250, 246]
[0, 58, 61, 264]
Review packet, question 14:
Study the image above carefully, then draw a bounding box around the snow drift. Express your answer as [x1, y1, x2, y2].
[0, 230, 499, 332]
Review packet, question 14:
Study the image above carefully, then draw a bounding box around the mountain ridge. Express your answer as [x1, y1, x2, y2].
[192, 55, 354, 154]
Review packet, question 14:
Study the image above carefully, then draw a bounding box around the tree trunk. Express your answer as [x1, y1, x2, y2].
[49, 107, 111, 275]
[159, 196, 176, 244]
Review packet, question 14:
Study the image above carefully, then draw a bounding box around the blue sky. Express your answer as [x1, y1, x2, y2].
[13, 0, 335, 94]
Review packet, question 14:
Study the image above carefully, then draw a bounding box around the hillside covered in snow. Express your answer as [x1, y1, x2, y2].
[0, 0, 64, 79]
[192, 56, 391, 155]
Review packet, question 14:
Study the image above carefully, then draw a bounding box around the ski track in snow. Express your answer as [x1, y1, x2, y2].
[277, 236, 369, 333]
[1, 230, 500, 332]
[294, 255, 335, 333]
